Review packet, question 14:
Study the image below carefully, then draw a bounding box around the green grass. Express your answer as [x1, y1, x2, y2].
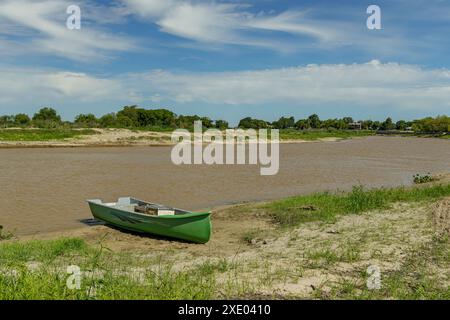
[315, 236, 450, 300]
[0, 238, 250, 300]
[256, 183, 450, 227]
[2, 183, 449, 300]
[278, 129, 375, 141]
[0, 238, 88, 263]
[303, 243, 361, 269]
[0, 225, 13, 240]
[131, 126, 177, 133]
[0, 129, 97, 141]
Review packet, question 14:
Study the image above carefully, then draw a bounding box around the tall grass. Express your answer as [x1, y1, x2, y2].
[0, 129, 97, 141]
[0, 238, 88, 263]
[0, 238, 247, 300]
[262, 183, 450, 227]
[314, 236, 450, 300]
[278, 129, 375, 141]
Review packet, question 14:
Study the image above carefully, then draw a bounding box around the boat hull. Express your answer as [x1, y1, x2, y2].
[88, 202, 212, 244]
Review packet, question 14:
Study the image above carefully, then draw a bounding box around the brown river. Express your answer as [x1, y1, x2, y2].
[1, 136, 449, 235]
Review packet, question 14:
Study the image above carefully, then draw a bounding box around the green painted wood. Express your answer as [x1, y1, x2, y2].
[87, 201, 212, 244]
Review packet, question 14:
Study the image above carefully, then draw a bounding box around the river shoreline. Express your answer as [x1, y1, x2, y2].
[1, 136, 450, 236]
[1, 180, 449, 299]
[0, 128, 346, 148]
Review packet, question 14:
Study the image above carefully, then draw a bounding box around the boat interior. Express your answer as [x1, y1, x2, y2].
[88, 197, 190, 216]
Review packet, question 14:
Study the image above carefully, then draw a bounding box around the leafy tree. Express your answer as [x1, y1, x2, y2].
[273, 116, 295, 129]
[215, 120, 229, 130]
[32, 107, 61, 123]
[370, 121, 380, 130]
[74, 113, 98, 127]
[14, 113, 31, 126]
[381, 117, 395, 130]
[295, 119, 310, 130]
[335, 119, 349, 130]
[200, 117, 214, 128]
[117, 106, 140, 126]
[238, 117, 269, 129]
[116, 106, 176, 128]
[412, 115, 450, 133]
[116, 114, 134, 127]
[0, 115, 14, 128]
[395, 120, 408, 131]
[342, 117, 354, 124]
[361, 120, 373, 130]
[177, 115, 202, 129]
[308, 114, 321, 129]
[99, 113, 118, 128]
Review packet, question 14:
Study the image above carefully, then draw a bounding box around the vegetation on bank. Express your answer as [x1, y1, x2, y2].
[0, 238, 240, 299]
[315, 236, 450, 300]
[1, 106, 449, 135]
[0, 129, 97, 141]
[278, 129, 375, 140]
[257, 183, 450, 227]
[1, 181, 449, 299]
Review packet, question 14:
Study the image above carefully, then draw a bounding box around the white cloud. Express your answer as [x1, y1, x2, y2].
[1, 61, 450, 114]
[243, 10, 340, 43]
[0, 0, 136, 61]
[121, 61, 450, 110]
[0, 67, 124, 105]
[121, 0, 344, 49]
[120, 0, 444, 57]
[123, 0, 177, 18]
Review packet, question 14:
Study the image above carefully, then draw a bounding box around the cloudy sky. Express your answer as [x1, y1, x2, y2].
[0, 0, 449, 123]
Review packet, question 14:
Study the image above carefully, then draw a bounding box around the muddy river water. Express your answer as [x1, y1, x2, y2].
[1, 136, 449, 235]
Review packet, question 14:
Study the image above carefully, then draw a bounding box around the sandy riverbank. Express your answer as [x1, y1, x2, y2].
[0, 128, 344, 148]
[1, 137, 450, 235]
[5, 181, 449, 299]
[0, 128, 174, 148]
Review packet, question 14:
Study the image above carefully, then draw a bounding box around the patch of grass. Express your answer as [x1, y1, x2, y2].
[304, 248, 340, 268]
[339, 244, 361, 263]
[304, 243, 361, 269]
[260, 183, 450, 227]
[0, 129, 97, 141]
[0, 225, 13, 241]
[0, 265, 217, 300]
[197, 258, 237, 275]
[278, 129, 375, 141]
[413, 173, 435, 184]
[316, 236, 450, 300]
[132, 126, 177, 133]
[0, 238, 251, 300]
[0, 238, 88, 263]
[242, 230, 262, 244]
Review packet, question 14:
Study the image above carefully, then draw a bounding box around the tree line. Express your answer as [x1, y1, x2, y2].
[0, 106, 449, 133]
[0, 106, 229, 131]
[239, 114, 450, 133]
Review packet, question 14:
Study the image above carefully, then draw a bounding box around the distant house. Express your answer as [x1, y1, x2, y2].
[348, 122, 362, 130]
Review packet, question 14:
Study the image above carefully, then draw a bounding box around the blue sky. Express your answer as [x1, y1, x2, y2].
[0, 0, 450, 124]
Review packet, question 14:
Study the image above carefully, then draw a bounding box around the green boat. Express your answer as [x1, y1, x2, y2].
[87, 197, 211, 243]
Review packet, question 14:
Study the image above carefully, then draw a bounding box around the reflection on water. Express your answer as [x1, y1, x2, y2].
[1, 136, 449, 235]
